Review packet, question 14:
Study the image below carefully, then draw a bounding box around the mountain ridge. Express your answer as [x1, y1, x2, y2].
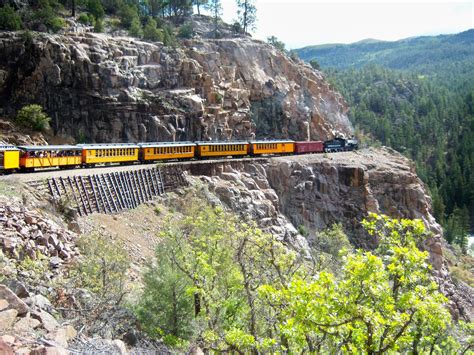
[295, 28, 474, 71]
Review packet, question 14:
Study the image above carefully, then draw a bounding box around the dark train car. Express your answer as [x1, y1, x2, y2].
[295, 141, 324, 154]
[345, 138, 359, 151]
[323, 138, 358, 152]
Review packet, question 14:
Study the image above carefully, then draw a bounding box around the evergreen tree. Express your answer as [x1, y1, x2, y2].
[0, 5, 23, 30]
[87, 0, 105, 20]
[205, 0, 221, 38]
[267, 35, 285, 52]
[192, 0, 208, 15]
[236, 0, 256, 33]
[128, 16, 143, 37]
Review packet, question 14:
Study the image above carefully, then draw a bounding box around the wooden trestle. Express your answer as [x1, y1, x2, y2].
[47, 166, 187, 215]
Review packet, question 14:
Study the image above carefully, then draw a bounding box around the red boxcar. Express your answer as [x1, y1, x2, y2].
[295, 141, 324, 154]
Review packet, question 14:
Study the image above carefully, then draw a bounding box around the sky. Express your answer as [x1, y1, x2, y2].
[216, 0, 474, 49]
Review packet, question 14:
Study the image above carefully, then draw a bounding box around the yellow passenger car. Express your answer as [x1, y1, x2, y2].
[249, 140, 295, 155]
[18, 145, 82, 170]
[0, 145, 20, 172]
[139, 142, 196, 162]
[196, 142, 249, 158]
[80, 144, 139, 165]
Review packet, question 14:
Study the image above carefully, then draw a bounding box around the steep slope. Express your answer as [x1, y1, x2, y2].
[0, 29, 351, 144]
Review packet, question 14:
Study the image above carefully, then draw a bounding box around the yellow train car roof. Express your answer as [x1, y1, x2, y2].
[18, 145, 82, 151]
[250, 140, 295, 144]
[138, 142, 196, 147]
[196, 141, 250, 146]
[78, 143, 139, 149]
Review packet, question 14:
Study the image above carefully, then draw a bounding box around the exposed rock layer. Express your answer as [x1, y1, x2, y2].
[0, 30, 351, 143]
[181, 148, 472, 321]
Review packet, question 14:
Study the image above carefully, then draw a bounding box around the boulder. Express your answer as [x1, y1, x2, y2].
[0, 285, 28, 315]
[0, 338, 13, 355]
[30, 294, 53, 312]
[14, 315, 41, 333]
[0, 299, 8, 311]
[32, 310, 59, 332]
[0, 309, 18, 332]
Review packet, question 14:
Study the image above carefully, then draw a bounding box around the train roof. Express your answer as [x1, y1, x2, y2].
[78, 143, 139, 149]
[18, 145, 82, 151]
[250, 140, 295, 144]
[195, 141, 250, 146]
[0, 145, 19, 151]
[138, 142, 196, 147]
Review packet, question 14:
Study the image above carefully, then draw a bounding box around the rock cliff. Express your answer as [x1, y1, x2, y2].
[0, 27, 351, 143]
[187, 148, 472, 321]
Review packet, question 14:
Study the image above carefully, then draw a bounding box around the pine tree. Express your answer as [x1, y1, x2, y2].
[205, 0, 222, 38]
[236, 0, 256, 33]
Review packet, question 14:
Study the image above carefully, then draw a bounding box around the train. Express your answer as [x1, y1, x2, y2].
[0, 138, 358, 173]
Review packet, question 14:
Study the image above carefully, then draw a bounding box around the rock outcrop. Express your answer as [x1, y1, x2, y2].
[0, 27, 351, 143]
[0, 197, 79, 267]
[185, 148, 472, 321]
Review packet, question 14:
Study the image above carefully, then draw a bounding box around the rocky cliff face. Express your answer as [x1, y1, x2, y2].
[0, 27, 351, 143]
[187, 148, 472, 321]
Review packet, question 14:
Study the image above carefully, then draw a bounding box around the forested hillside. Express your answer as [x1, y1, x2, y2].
[296, 29, 474, 73]
[296, 31, 474, 251]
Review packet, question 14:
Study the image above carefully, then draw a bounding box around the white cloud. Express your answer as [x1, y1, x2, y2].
[219, 1, 473, 48]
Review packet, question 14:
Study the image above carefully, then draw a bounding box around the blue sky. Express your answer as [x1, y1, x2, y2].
[215, 1, 473, 49]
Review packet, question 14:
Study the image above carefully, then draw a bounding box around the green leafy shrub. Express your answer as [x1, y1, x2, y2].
[177, 22, 193, 39]
[33, 0, 65, 32]
[15, 104, 51, 132]
[72, 234, 130, 301]
[128, 16, 143, 38]
[0, 5, 23, 30]
[143, 18, 163, 42]
[78, 12, 94, 25]
[297, 224, 309, 237]
[136, 205, 459, 353]
[162, 25, 177, 47]
[309, 59, 320, 70]
[93, 17, 103, 32]
[267, 35, 285, 52]
[87, 0, 104, 20]
[314, 222, 352, 258]
[118, 3, 139, 28]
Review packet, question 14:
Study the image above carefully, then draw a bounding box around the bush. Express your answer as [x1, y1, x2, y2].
[93, 17, 103, 32]
[78, 12, 94, 25]
[15, 104, 51, 132]
[143, 18, 163, 42]
[33, 0, 65, 33]
[314, 223, 352, 258]
[87, 0, 104, 20]
[0, 5, 22, 30]
[72, 234, 130, 301]
[309, 59, 321, 70]
[162, 25, 177, 47]
[118, 3, 138, 28]
[177, 22, 193, 39]
[128, 16, 143, 38]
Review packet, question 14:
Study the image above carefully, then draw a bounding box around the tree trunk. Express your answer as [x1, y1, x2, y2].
[194, 293, 201, 316]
